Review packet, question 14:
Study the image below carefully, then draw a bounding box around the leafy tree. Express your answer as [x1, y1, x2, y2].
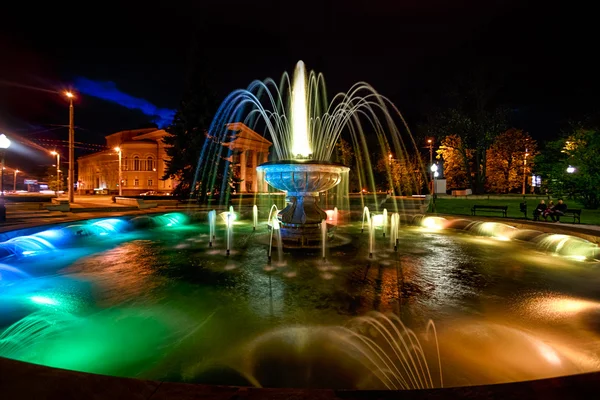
[536, 126, 600, 208]
[44, 167, 65, 193]
[486, 129, 538, 193]
[163, 47, 219, 200]
[375, 153, 425, 195]
[436, 134, 472, 190]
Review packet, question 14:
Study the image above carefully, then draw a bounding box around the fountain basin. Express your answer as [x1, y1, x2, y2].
[257, 160, 349, 247]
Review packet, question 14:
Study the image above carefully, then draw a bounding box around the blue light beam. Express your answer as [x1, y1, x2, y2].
[74, 77, 175, 127]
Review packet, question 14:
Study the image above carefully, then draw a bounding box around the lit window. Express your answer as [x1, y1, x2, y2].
[148, 179, 153, 187]
[134, 179, 139, 186]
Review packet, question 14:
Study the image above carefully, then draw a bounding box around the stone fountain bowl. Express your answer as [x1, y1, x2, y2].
[257, 160, 350, 195]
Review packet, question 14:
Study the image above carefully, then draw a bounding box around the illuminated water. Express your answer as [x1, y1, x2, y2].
[1, 214, 600, 389]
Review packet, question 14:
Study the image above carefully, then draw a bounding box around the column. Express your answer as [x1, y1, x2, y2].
[251, 150, 258, 192]
[239, 150, 247, 193]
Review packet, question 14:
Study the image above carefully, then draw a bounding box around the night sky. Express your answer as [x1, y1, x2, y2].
[0, 1, 598, 173]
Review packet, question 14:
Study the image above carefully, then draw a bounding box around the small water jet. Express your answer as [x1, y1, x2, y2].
[382, 208, 388, 238]
[362, 206, 370, 233]
[321, 219, 327, 261]
[208, 210, 216, 247]
[252, 205, 258, 231]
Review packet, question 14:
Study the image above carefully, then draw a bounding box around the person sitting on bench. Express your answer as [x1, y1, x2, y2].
[543, 201, 554, 220]
[533, 200, 547, 221]
[550, 199, 568, 222]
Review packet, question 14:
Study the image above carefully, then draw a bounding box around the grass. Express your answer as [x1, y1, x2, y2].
[431, 196, 600, 226]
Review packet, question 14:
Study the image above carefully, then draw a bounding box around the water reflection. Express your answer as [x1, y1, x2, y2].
[0, 220, 600, 389]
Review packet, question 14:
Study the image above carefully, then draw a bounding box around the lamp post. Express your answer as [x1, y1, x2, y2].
[65, 91, 75, 203]
[522, 149, 529, 195]
[0, 133, 12, 222]
[114, 146, 122, 196]
[13, 169, 19, 192]
[430, 163, 438, 213]
[51, 151, 60, 197]
[427, 139, 434, 193]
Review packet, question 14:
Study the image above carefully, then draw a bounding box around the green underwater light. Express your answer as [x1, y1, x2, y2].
[30, 296, 59, 306]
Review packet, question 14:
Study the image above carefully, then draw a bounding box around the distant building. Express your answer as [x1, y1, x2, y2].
[77, 123, 273, 196]
[223, 122, 272, 193]
[77, 128, 176, 195]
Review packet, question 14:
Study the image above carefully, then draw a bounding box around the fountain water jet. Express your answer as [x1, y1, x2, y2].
[252, 205, 258, 231]
[208, 210, 216, 247]
[362, 207, 370, 233]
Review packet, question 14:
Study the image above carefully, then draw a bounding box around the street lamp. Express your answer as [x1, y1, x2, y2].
[427, 139, 434, 193]
[65, 91, 75, 203]
[114, 146, 122, 196]
[51, 151, 60, 196]
[566, 165, 576, 174]
[430, 163, 438, 213]
[0, 133, 12, 222]
[522, 149, 529, 195]
[13, 169, 19, 192]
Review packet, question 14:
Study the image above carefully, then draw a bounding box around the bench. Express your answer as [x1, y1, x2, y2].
[471, 205, 508, 217]
[561, 209, 582, 224]
[114, 197, 157, 209]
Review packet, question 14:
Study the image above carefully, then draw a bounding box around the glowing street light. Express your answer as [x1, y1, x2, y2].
[114, 146, 122, 196]
[566, 165, 576, 174]
[430, 163, 438, 212]
[65, 91, 75, 203]
[51, 150, 60, 196]
[0, 133, 12, 222]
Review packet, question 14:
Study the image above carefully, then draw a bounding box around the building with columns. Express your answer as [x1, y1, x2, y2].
[223, 122, 272, 193]
[78, 128, 177, 195]
[77, 123, 273, 196]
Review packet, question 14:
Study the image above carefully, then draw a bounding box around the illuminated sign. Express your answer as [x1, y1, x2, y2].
[24, 179, 38, 184]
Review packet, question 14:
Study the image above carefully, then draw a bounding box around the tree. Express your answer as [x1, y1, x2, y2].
[44, 167, 65, 193]
[436, 134, 472, 190]
[420, 67, 509, 194]
[163, 45, 219, 200]
[375, 153, 425, 195]
[486, 129, 538, 193]
[536, 126, 600, 209]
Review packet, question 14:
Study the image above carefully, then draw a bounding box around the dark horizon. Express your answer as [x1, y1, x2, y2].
[1, 0, 598, 173]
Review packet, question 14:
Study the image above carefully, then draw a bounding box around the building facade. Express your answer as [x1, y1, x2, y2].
[223, 122, 273, 193]
[78, 124, 273, 196]
[78, 128, 176, 195]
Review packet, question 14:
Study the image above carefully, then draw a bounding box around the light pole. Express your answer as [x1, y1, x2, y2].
[522, 149, 529, 195]
[430, 163, 438, 213]
[13, 169, 19, 192]
[427, 139, 434, 193]
[0, 134, 12, 222]
[114, 146, 122, 196]
[66, 91, 75, 203]
[51, 151, 60, 197]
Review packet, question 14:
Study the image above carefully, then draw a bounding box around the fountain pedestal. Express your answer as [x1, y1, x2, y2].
[257, 160, 349, 247]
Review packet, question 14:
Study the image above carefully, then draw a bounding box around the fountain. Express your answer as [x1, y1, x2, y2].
[256, 62, 348, 247]
[202, 60, 422, 247]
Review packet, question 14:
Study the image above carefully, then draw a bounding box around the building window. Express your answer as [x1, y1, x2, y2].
[123, 180, 127, 187]
[134, 179, 139, 187]
[148, 179, 153, 187]
[133, 156, 140, 171]
[147, 156, 154, 171]
[123, 157, 128, 171]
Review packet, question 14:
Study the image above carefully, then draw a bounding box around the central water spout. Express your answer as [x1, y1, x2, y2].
[291, 61, 311, 159]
